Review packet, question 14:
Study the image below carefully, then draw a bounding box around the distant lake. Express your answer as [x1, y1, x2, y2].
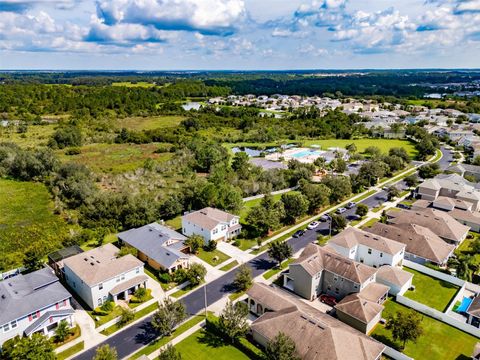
[182, 102, 201, 111]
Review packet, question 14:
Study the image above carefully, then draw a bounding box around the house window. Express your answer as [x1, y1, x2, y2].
[10, 320, 17, 329]
[3, 323, 10, 332]
[136, 267, 140, 274]
[221, 225, 226, 230]
[116, 277, 120, 282]
[31, 312, 38, 320]
[99, 283, 103, 290]
[98, 298, 103, 306]
[368, 248, 372, 254]
[103, 296, 107, 302]
[121, 275, 125, 280]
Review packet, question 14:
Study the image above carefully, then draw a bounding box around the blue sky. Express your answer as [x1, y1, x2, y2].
[0, 0, 479, 70]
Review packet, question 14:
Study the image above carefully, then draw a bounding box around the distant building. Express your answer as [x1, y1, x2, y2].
[0, 268, 74, 347]
[181, 207, 241, 243]
[63, 244, 147, 309]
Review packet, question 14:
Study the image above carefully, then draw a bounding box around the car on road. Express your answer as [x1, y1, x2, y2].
[319, 214, 331, 222]
[346, 201, 356, 209]
[307, 221, 320, 230]
[292, 229, 305, 238]
[336, 207, 347, 214]
[319, 294, 337, 306]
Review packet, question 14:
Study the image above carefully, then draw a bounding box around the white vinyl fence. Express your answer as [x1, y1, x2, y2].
[396, 295, 480, 338]
[383, 346, 414, 360]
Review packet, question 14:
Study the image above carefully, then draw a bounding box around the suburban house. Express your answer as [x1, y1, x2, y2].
[283, 244, 377, 301]
[181, 207, 241, 243]
[327, 227, 406, 268]
[466, 295, 480, 328]
[48, 245, 84, 280]
[375, 265, 413, 296]
[118, 222, 190, 273]
[413, 198, 480, 232]
[0, 267, 74, 347]
[417, 174, 480, 211]
[366, 222, 456, 266]
[447, 163, 480, 181]
[335, 282, 389, 334]
[246, 283, 385, 360]
[63, 244, 148, 309]
[385, 208, 469, 245]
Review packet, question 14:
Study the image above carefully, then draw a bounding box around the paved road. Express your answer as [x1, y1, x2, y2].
[73, 186, 407, 360]
[438, 146, 453, 170]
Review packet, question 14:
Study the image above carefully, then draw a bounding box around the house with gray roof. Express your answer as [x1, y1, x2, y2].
[246, 283, 385, 360]
[63, 243, 147, 309]
[118, 222, 190, 273]
[181, 207, 241, 243]
[0, 267, 74, 347]
[283, 243, 377, 301]
[447, 163, 480, 181]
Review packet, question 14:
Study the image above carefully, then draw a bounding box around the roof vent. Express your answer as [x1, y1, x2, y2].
[1, 294, 5, 299]
[90, 262, 95, 266]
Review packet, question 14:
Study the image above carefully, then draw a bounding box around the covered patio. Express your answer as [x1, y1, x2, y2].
[109, 275, 149, 303]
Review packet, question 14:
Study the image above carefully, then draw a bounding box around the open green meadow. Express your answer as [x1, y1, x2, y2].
[58, 143, 173, 174]
[301, 139, 417, 158]
[117, 115, 186, 131]
[0, 124, 56, 147]
[0, 179, 74, 270]
[111, 81, 156, 88]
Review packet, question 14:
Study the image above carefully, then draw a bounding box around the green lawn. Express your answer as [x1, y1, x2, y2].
[130, 315, 206, 359]
[88, 306, 123, 328]
[0, 179, 75, 271]
[361, 218, 379, 228]
[58, 143, 173, 174]
[56, 341, 85, 360]
[219, 260, 239, 271]
[100, 302, 159, 336]
[301, 139, 417, 158]
[170, 283, 201, 298]
[403, 268, 459, 311]
[165, 215, 182, 231]
[117, 115, 186, 131]
[175, 328, 251, 360]
[372, 300, 478, 360]
[196, 248, 230, 266]
[263, 258, 293, 280]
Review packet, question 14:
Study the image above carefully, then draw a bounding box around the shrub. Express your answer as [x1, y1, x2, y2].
[118, 308, 135, 326]
[101, 301, 114, 313]
[130, 288, 150, 303]
[205, 240, 217, 251]
[65, 147, 81, 155]
[174, 268, 188, 283]
[158, 272, 172, 284]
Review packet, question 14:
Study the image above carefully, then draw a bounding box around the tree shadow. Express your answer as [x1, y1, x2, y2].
[370, 333, 400, 351]
[197, 329, 226, 348]
[134, 321, 159, 345]
[455, 355, 472, 360]
[221, 282, 237, 293]
[249, 257, 275, 272]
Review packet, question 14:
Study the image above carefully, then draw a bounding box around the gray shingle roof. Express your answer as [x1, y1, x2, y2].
[24, 308, 75, 336]
[0, 268, 71, 326]
[118, 223, 189, 269]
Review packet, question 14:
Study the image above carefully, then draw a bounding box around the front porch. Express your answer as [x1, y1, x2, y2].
[25, 309, 75, 339]
[109, 275, 149, 303]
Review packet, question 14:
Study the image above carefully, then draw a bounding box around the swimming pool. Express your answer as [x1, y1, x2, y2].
[291, 149, 323, 158]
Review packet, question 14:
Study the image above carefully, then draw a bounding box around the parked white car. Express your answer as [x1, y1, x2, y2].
[307, 221, 320, 230]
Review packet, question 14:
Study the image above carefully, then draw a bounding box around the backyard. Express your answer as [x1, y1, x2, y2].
[372, 300, 478, 360]
[403, 267, 459, 311]
[196, 248, 231, 266]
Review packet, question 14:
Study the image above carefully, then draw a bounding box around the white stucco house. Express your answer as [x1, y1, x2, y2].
[63, 243, 148, 310]
[0, 267, 74, 347]
[327, 227, 406, 268]
[181, 207, 241, 243]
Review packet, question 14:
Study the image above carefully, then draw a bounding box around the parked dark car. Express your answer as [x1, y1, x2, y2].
[397, 203, 411, 209]
[292, 229, 305, 238]
[320, 294, 337, 306]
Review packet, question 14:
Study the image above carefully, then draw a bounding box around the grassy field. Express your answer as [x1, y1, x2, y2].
[176, 328, 251, 360]
[301, 139, 417, 158]
[0, 123, 56, 147]
[59, 143, 173, 174]
[263, 258, 294, 280]
[240, 192, 296, 222]
[0, 179, 74, 270]
[372, 300, 477, 359]
[403, 267, 459, 311]
[219, 260, 239, 271]
[112, 81, 156, 88]
[117, 115, 186, 131]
